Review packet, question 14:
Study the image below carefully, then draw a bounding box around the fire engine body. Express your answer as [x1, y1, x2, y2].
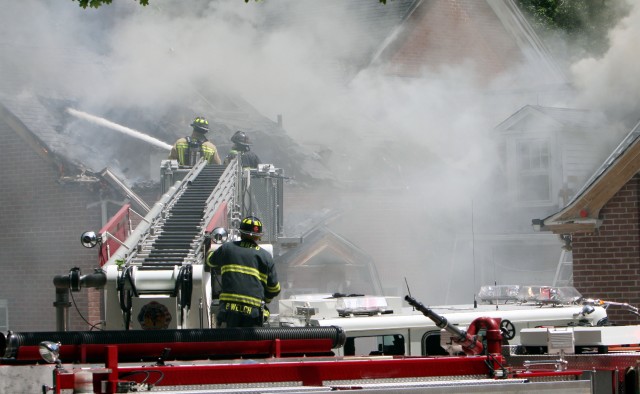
[274, 287, 610, 356]
[3, 158, 640, 393]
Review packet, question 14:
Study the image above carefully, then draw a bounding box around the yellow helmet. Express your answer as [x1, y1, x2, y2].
[191, 116, 209, 133]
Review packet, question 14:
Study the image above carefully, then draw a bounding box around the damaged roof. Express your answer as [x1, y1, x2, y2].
[0, 84, 335, 189]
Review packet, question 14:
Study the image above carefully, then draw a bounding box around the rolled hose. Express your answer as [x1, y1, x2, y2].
[1, 326, 346, 363]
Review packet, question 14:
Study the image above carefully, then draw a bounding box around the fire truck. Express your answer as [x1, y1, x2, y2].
[2, 157, 640, 393]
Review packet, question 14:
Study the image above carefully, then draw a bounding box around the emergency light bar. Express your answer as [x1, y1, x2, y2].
[518, 286, 582, 304]
[478, 285, 582, 305]
[336, 296, 392, 317]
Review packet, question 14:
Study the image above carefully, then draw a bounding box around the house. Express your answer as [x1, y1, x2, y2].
[277, 225, 384, 299]
[281, 0, 574, 302]
[370, 0, 565, 86]
[532, 119, 640, 325]
[494, 105, 610, 212]
[0, 97, 150, 332]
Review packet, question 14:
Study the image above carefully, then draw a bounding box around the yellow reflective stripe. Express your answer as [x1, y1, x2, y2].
[266, 282, 280, 293]
[242, 217, 262, 228]
[221, 264, 267, 283]
[201, 145, 216, 162]
[220, 293, 262, 307]
[206, 250, 215, 267]
[239, 241, 260, 250]
[225, 302, 254, 315]
[176, 141, 189, 164]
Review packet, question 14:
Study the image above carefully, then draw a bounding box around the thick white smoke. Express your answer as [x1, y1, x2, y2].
[571, 0, 640, 123]
[1, 0, 635, 303]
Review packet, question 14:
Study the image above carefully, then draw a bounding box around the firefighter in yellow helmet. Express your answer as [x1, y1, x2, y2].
[169, 116, 222, 166]
[207, 216, 280, 327]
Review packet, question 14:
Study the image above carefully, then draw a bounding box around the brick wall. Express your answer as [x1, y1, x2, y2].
[386, 0, 521, 80]
[572, 175, 640, 325]
[0, 117, 104, 332]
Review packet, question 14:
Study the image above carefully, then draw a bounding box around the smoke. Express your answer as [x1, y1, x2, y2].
[1, 0, 635, 304]
[571, 0, 640, 124]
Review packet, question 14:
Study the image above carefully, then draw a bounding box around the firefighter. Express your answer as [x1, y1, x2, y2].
[224, 130, 261, 169]
[207, 216, 280, 328]
[169, 116, 222, 166]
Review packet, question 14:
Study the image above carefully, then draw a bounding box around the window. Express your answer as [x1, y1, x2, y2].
[344, 334, 405, 356]
[0, 300, 8, 332]
[516, 139, 551, 203]
[422, 331, 449, 356]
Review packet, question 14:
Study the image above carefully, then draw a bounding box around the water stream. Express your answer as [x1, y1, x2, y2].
[66, 108, 173, 151]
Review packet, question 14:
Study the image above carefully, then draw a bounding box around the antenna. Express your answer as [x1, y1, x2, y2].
[471, 199, 477, 306]
[405, 277, 415, 311]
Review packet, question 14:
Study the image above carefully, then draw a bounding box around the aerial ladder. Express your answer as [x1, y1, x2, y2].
[54, 156, 286, 331]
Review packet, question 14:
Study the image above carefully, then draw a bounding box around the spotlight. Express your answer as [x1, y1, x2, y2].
[80, 231, 99, 248]
[38, 341, 61, 364]
[581, 304, 595, 316]
[212, 227, 228, 244]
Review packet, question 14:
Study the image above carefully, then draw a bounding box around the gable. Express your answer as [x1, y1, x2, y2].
[277, 226, 383, 294]
[495, 105, 574, 134]
[0, 99, 80, 181]
[280, 226, 372, 267]
[375, 0, 556, 82]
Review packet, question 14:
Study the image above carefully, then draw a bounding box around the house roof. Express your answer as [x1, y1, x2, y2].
[533, 118, 640, 234]
[0, 97, 152, 214]
[0, 82, 335, 190]
[370, 0, 566, 85]
[494, 105, 607, 133]
[277, 225, 383, 294]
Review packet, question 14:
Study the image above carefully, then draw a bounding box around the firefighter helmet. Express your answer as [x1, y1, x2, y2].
[239, 216, 263, 238]
[231, 130, 251, 148]
[191, 116, 209, 133]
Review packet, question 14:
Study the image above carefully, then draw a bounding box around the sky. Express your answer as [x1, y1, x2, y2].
[1, 0, 638, 304]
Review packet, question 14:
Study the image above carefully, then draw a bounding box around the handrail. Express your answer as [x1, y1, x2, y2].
[102, 159, 209, 267]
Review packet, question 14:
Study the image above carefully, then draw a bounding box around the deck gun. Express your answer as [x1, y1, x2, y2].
[405, 295, 503, 355]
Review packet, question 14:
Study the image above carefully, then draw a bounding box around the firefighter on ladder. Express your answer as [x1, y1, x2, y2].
[224, 130, 261, 169]
[207, 216, 281, 327]
[169, 116, 222, 166]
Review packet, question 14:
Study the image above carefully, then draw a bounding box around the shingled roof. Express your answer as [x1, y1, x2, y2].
[0, 81, 335, 189]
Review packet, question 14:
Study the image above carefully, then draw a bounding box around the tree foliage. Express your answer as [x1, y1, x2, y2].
[74, 0, 389, 8]
[73, 0, 148, 8]
[515, 0, 631, 59]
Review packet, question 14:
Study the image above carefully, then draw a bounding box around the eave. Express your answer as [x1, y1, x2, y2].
[534, 119, 640, 235]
